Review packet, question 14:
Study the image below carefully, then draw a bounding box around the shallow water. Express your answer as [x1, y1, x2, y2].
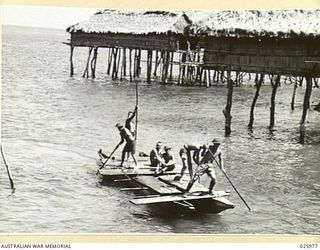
[1, 25, 319, 234]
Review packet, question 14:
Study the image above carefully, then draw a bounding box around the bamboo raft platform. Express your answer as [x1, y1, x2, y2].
[97, 158, 235, 215]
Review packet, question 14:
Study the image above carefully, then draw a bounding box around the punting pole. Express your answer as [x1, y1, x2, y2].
[100, 143, 121, 169]
[207, 148, 251, 211]
[1, 145, 15, 190]
[135, 79, 139, 141]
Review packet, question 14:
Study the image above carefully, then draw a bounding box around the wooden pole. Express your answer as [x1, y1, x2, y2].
[291, 78, 298, 110]
[299, 76, 313, 144]
[153, 51, 159, 77]
[116, 48, 121, 79]
[91, 47, 98, 79]
[1, 145, 15, 190]
[83, 47, 93, 78]
[70, 46, 74, 77]
[169, 52, 174, 81]
[147, 50, 152, 83]
[129, 48, 133, 82]
[107, 48, 112, 75]
[137, 49, 141, 77]
[123, 48, 127, 77]
[112, 48, 118, 80]
[248, 74, 264, 129]
[269, 75, 281, 129]
[223, 70, 233, 135]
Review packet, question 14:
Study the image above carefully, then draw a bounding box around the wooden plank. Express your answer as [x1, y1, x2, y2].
[130, 191, 232, 205]
[133, 176, 182, 195]
[159, 176, 209, 193]
[131, 193, 217, 205]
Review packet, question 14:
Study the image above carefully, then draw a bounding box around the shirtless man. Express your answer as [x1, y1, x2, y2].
[185, 138, 225, 194]
[149, 141, 164, 168]
[157, 146, 175, 173]
[115, 123, 137, 168]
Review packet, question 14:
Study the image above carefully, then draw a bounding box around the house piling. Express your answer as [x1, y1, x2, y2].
[66, 9, 320, 143]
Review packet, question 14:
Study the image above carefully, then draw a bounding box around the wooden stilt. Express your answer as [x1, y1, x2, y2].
[146, 50, 153, 83]
[123, 48, 127, 77]
[291, 78, 298, 110]
[70, 46, 74, 77]
[181, 53, 187, 85]
[112, 48, 118, 80]
[221, 70, 225, 83]
[169, 52, 174, 81]
[91, 47, 98, 79]
[223, 70, 234, 135]
[107, 48, 112, 76]
[248, 74, 264, 129]
[269, 74, 281, 129]
[115, 48, 121, 79]
[120, 48, 124, 81]
[299, 76, 313, 144]
[153, 51, 159, 77]
[133, 49, 137, 78]
[161, 51, 165, 83]
[83, 47, 93, 78]
[137, 49, 141, 77]
[129, 48, 133, 82]
[206, 69, 211, 88]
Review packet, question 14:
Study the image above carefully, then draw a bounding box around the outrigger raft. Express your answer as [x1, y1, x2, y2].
[97, 158, 235, 215]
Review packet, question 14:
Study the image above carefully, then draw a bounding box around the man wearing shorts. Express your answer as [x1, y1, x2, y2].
[185, 138, 225, 194]
[116, 123, 137, 168]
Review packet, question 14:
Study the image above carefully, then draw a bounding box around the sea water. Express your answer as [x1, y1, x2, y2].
[1, 25, 319, 234]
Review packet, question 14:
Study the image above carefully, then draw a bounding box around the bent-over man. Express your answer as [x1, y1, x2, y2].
[185, 138, 225, 194]
[155, 146, 175, 173]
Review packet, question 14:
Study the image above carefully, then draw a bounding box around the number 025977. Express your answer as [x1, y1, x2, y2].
[300, 244, 318, 248]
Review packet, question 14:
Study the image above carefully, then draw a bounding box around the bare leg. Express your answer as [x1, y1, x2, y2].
[131, 153, 137, 165]
[120, 150, 126, 167]
[206, 170, 216, 193]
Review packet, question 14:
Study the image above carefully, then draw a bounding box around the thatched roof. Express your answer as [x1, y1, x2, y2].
[66, 9, 192, 35]
[190, 9, 320, 38]
[67, 9, 320, 38]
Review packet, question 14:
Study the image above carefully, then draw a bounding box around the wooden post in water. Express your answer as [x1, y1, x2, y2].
[147, 50, 152, 83]
[153, 51, 159, 77]
[248, 74, 264, 129]
[70, 46, 74, 77]
[291, 78, 298, 110]
[169, 52, 174, 81]
[83, 47, 93, 78]
[206, 69, 211, 88]
[91, 47, 98, 79]
[123, 48, 127, 77]
[129, 48, 133, 82]
[223, 70, 233, 135]
[107, 48, 112, 76]
[137, 49, 141, 77]
[116, 48, 121, 79]
[269, 74, 281, 129]
[299, 76, 313, 144]
[112, 48, 118, 80]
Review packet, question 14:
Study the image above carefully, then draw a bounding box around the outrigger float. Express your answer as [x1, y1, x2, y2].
[97, 158, 235, 215]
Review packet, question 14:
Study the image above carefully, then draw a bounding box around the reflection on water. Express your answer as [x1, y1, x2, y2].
[1, 25, 319, 234]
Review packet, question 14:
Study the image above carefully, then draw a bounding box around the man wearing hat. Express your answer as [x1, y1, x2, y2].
[185, 138, 225, 194]
[115, 123, 137, 168]
[155, 146, 175, 173]
[149, 141, 164, 168]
